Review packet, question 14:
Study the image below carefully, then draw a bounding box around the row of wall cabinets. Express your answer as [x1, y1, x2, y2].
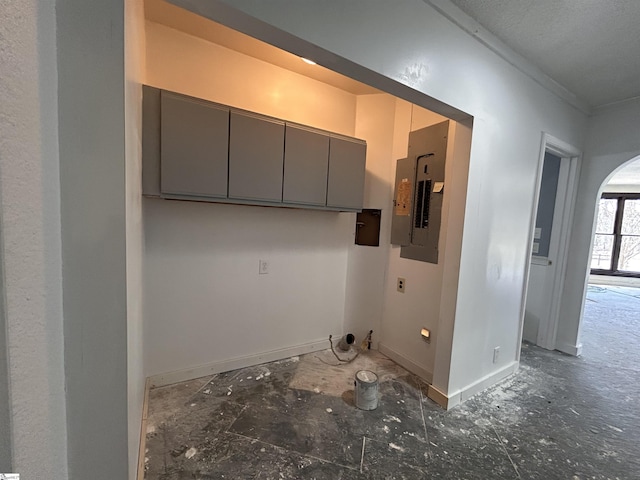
[142, 86, 367, 211]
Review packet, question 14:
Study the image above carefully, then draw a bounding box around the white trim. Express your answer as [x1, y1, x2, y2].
[519, 134, 582, 356]
[543, 149, 581, 350]
[517, 135, 549, 360]
[378, 342, 433, 384]
[432, 361, 519, 410]
[426, 384, 449, 409]
[136, 378, 150, 480]
[556, 341, 582, 357]
[538, 136, 582, 350]
[148, 337, 333, 387]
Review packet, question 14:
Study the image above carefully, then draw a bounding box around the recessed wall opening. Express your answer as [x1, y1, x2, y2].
[580, 156, 640, 366]
[590, 157, 640, 279]
[521, 135, 581, 354]
[142, 0, 472, 397]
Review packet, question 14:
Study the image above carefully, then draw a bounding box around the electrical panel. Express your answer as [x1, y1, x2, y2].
[391, 120, 449, 264]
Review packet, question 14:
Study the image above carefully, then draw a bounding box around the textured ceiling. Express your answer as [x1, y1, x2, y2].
[449, 0, 640, 107]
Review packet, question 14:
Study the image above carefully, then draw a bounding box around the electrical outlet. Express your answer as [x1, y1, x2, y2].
[259, 259, 269, 275]
[493, 346, 500, 364]
[397, 277, 406, 293]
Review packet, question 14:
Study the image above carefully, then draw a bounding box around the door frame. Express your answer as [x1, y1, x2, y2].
[518, 133, 581, 355]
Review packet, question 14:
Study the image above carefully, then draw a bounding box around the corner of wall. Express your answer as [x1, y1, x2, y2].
[0, 193, 12, 471]
[431, 119, 473, 397]
[125, 0, 147, 478]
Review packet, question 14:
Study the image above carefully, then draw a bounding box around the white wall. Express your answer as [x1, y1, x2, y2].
[143, 23, 361, 378]
[57, 0, 129, 478]
[0, 0, 68, 476]
[181, 0, 588, 404]
[557, 98, 640, 352]
[343, 94, 397, 349]
[125, 0, 146, 478]
[378, 105, 453, 381]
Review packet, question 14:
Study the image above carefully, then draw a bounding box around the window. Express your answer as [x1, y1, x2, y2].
[591, 194, 640, 276]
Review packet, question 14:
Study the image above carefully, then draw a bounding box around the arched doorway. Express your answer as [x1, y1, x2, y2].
[581, 156, 640, 362]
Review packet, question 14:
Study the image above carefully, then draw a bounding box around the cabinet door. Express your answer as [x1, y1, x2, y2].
[229, 111, 285, 202]
[283, 125, 329, 206]
[326, 137, 366, 210]
[160, 91, 229, 198]
[142, 86, 161, 196]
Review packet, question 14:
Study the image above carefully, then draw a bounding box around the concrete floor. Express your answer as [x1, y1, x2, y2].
[144, 285, 640, 479]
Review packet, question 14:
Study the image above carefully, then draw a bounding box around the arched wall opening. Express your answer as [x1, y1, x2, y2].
[590, 155, 640, 279]
[557, 98, 640, 356]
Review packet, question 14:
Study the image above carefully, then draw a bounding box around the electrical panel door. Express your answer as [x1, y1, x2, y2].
[391, 157, 415, 246]
[391, 120, 449, 264]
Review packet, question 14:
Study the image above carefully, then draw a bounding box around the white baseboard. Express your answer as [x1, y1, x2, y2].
[557, 341, 582, 356]
[136, 378, 150, 480]
[378, 342, 433, 384]
[148, 337, 332, 387]
[434, 361, 519, 410]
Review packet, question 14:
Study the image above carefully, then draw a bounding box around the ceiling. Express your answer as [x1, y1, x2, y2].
[144, 0, 379, 95]
[449, 0, 640, 108]
[150, 0, 640, 108]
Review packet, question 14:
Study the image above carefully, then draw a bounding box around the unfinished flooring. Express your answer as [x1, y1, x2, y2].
[145, 285, 640, 479]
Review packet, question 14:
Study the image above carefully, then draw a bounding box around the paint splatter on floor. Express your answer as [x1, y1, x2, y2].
[144, 286, 640, 479]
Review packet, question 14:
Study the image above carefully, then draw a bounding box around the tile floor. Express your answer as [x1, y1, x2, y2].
[144, 285, 640, 479]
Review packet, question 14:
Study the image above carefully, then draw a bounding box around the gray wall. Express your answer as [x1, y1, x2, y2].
[0, 0, 67, 476]
[57, 0, 129, 478]
[0, 202, 11, 471]
[534, 152, 562, 258]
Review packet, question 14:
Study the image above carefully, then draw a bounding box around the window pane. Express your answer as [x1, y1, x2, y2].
[619, 236, 640, 273]
[621, 199, 640, 235]
[591, 234, 614, 270]
[595, 198, 617, 234]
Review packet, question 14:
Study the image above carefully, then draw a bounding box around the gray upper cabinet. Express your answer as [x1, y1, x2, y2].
[160, 91, 229, 198]
[283, 125, 330, 206]
[229, 111, 285, 202]
[142, 86, 161, 197]
[142, 86, 366, 211]
[327, 137, 367, 210]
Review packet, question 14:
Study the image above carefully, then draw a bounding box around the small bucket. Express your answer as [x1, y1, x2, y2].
[354, 370, 379, 410]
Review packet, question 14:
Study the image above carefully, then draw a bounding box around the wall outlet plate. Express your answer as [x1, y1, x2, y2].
[493, 346, 500, 364]
[397, 277, 406, 293]
[259, 259, 269, 275]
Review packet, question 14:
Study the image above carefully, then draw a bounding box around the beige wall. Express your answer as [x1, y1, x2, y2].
[145, 22, 356, 136]
[143, 22, 361, 379]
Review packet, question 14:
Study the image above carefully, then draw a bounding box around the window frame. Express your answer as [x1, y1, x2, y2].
[591, 192, 640, 277]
